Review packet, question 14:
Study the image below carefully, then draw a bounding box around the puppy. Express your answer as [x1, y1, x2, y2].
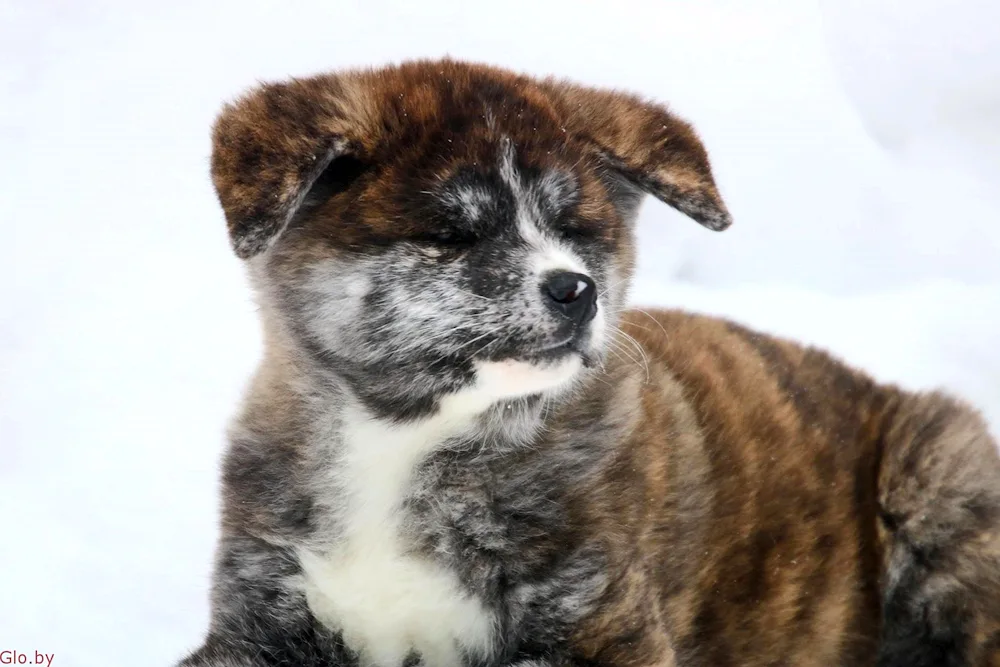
[180, 60, 1000, 667]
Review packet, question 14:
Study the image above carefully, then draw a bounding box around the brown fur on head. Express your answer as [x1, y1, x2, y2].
[210, 59, 730, 260]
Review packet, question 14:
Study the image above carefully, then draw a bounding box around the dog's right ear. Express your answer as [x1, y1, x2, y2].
[538, 79, 732, 232]
[210, 77, 371, 259]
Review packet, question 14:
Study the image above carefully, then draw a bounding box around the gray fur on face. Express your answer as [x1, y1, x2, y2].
[254, 143, 622, 424]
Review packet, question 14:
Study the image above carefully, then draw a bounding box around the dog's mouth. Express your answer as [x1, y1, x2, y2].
[536, 335, 577, 356]
[461, 314, 603, 380]
[517, 331, 594, 366]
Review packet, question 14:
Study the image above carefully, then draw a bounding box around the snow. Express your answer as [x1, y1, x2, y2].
[0, 1, 997, 664]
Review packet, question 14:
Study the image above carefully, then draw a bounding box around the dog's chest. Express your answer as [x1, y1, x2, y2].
[298, 410, 495, 667]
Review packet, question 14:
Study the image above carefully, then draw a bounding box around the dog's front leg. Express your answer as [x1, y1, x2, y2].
[178, 534, 354, 667]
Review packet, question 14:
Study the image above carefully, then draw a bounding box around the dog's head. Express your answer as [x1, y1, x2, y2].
[212, 60, 730, 422]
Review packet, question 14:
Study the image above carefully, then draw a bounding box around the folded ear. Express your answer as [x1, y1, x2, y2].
[540, 80, 732, 231]
[210, 76, 369, 259]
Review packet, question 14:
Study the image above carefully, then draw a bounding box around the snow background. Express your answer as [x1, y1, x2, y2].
[1, 0, 997, 664]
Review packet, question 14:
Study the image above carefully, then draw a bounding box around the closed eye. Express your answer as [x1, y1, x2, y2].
[555, 220, 600, 242]
[420, 229, 479, 249]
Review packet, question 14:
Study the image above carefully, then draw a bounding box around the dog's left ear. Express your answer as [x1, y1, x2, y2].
[540, 80, 732, 231]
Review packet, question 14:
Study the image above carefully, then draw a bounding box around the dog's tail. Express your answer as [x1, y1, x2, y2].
[876, 390, 1000, 666]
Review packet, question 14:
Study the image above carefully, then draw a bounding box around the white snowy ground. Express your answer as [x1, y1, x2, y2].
[1, 1, 997, 664]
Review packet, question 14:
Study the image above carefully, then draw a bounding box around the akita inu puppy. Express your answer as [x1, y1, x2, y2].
[180, 60, 1000, 667]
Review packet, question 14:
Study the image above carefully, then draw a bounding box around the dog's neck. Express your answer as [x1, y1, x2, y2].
[263, 344, 578, 453]
[304, 366, 575, 458]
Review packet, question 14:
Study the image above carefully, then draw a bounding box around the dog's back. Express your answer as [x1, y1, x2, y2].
[563, 309, 1000, 666]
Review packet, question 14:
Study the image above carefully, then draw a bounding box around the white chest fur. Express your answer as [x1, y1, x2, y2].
[298, 400, 496, 667]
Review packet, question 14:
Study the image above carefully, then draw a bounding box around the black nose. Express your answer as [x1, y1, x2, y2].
[542, 271, 597, 324]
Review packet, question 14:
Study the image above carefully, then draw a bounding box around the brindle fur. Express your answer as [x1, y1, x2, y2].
[180, 60, 1000, 667]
